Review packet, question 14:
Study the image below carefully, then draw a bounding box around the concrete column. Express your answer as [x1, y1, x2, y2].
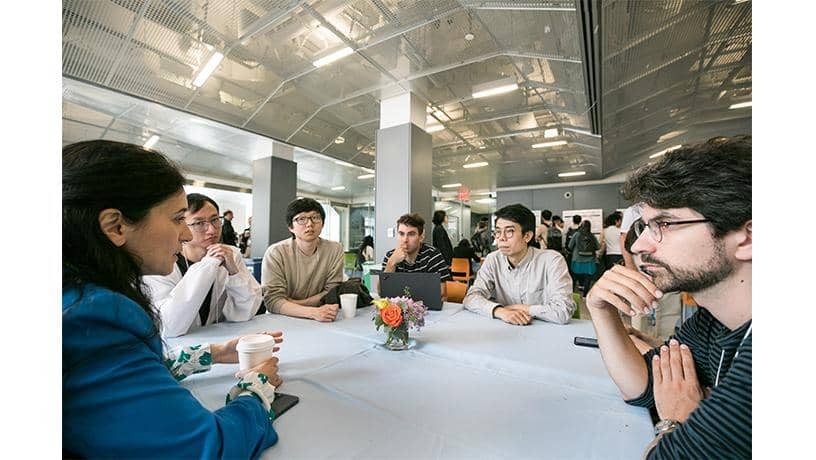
[251, 143, 297, 258]
[375, 92, 433, 262]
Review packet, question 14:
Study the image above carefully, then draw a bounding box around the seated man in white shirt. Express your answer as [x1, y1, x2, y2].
[143, 193, 262, 337]
[463, 204, 575, 325]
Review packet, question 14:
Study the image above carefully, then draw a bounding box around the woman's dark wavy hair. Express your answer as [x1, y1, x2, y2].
[623, 135, 751, 237]
[63, 140, 186, 336]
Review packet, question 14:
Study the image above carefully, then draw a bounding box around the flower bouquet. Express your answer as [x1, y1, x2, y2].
[372, 290, 428, 350]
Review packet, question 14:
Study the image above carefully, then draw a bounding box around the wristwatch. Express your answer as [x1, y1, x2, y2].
[654, 419, 680, 435]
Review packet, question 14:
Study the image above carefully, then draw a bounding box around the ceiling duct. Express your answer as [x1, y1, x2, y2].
[576, 0, 601, 135]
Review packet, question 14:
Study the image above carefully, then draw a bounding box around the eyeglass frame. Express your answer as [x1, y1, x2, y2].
[292, 214, 324, 226]
[633, 218, 710, 243]
[492, 226, 520, 240]
[187, 216, 224, 233]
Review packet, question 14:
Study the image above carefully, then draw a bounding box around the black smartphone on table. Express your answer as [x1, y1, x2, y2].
[270, 392, 299, 418]
[573, 336, 599, 348]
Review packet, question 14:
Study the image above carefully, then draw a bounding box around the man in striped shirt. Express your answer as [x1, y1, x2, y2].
[382, 213, 452, 302]
[586, 135, 751, 459]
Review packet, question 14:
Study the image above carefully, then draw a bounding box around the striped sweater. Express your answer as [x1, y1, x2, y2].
[383, 243, 452, 281]
[627, 308, 752, 459]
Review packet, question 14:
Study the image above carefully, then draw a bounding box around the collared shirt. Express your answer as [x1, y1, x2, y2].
[628, 308, 752, 459]
[382, 243, 452, 281]
[463, 247, 575, 324]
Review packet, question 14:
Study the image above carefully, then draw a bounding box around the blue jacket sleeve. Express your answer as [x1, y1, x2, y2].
[63, 286, 278, 459]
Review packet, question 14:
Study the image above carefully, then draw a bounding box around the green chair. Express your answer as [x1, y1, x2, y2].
[344, 251, 360, 277]
[572, 292, 582, 319]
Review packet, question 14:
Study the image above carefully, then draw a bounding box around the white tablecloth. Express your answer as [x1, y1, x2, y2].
[168, 303, 653, 459]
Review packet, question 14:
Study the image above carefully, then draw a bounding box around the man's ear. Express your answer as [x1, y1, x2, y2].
[98, 208, 128, 247]
[524, 230, 534, 243]
[733, 219, 752, 262]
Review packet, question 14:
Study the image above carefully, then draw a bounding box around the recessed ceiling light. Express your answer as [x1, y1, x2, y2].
[532, 140, 567, 149]
[729, 101, 752, 109]
[143, 135, 160, 149]
[313, 46, 354, 68]
[463, 161, 489, 169]
[442, 183, 462, 188]
[331, 186, 346, 191]
[334, 136, 345, 144]
[464, 32, 475, 41]
[192, 52, 224, 87]
[357, 174, 375, 179]
[558, 171, 586, 177]
[649, 144, 682, 158]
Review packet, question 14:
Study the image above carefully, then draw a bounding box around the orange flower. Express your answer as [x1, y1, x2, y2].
[381, 304, 403, 328]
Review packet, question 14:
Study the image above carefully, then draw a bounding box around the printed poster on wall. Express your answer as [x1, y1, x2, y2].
[562, 209, 604, 236]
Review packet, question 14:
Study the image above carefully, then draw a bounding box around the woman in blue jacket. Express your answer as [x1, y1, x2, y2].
[63, 140, 284, 458]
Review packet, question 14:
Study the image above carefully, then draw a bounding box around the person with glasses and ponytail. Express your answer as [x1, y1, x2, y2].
[261, 198, 344, 322]
[586, 136, 751, 459]
[143, 193, 263, 337]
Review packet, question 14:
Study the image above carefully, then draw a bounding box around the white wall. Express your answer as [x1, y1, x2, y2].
[183, 185, 253, 231]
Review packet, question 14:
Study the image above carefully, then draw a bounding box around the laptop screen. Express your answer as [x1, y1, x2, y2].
[379, 272, 443, 311]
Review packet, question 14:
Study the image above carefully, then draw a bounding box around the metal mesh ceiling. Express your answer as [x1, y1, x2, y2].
[63, 0, 751, 193]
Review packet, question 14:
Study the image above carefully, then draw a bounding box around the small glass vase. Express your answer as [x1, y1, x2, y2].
[384, 326, 410, 351]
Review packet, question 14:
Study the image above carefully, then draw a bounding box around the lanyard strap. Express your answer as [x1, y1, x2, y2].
[714, 323, 752, 387]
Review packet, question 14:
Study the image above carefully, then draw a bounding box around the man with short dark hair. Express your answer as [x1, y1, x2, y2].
[534, 209, 553, 247]
[262, 198, 344, 322]
[464, 204, 575, 325]
[221, 210, 238, 246]
[383, 213, 452, 301]
[586, 135, 751, 458]
[144, 193, 262, 337]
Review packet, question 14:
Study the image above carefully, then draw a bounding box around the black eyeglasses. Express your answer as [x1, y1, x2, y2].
[293, 215, 323, 225]
[633, 218, 710, 243]
[187, 216, 223, 233]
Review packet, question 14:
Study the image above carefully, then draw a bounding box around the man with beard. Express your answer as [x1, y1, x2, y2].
[586, 135, 751, 459]
[143, 193, 263, 337]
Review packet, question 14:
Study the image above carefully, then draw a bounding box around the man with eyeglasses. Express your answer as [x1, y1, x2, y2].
[143, 193, 262, 337]
[261, 198, 344, 322]
[586, 136, 751, 459]
[463, 204, 575, 325]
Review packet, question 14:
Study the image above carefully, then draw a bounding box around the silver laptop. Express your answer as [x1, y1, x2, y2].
[379, 272, 443, 311]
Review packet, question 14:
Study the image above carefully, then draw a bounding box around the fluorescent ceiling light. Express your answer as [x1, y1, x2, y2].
[331, 186, 346, 191]
[475, 198, 495, 204]
[532, 140, 567, 149]
[649, 144, 682, 159]
[335, 160, 353, 167]
[426, 124, 445, 133]
[334, 136, 345, 144]
[729, 101, 752, 109]
[472, 77, 519, 99]
[313, 47, 354, 68]
[544, 128, 559, 138]
[558, 171, 586, 177]
[473, 83, 518, 99]
[192, 52, 224, 87]
[463, 161, 489, 169]
[357, 174, 375, 179]
[361, 167, 375, 174]
[143, 135, 160, 149]
[442, 183, 462, 188]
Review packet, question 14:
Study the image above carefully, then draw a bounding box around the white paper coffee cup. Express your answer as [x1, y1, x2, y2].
[236, 334, 276, 371]
[340, 293, 358, 319]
